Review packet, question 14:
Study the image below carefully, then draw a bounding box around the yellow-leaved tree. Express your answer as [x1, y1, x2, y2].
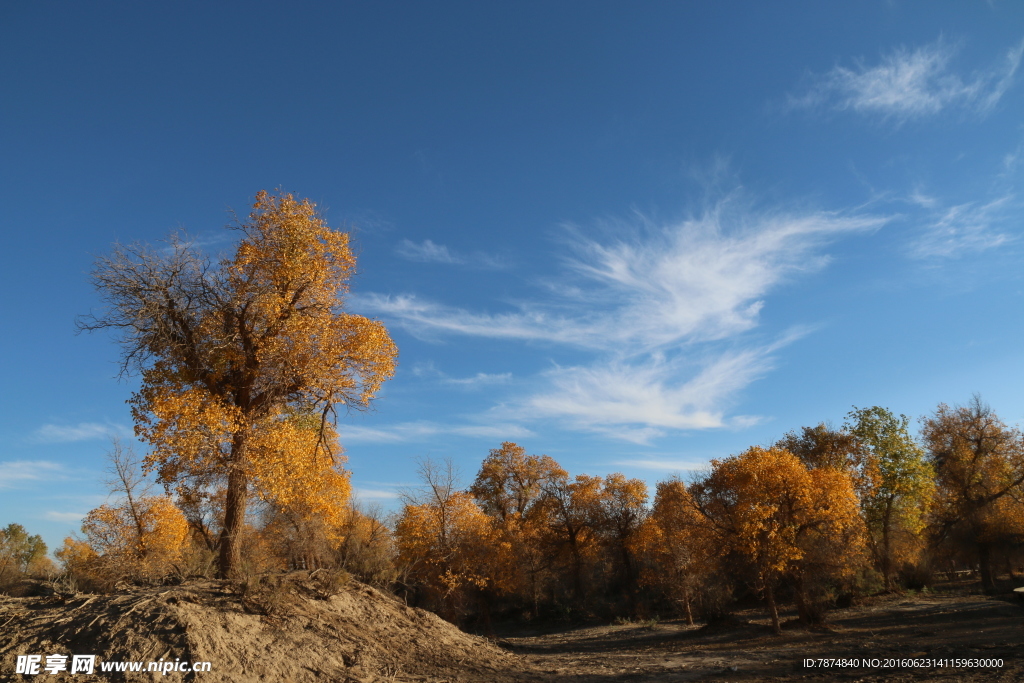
[544, 473, 603, 602]
[58, 439, 191, 585]
[922, 396, 1024, 592]
[469, 442, 567, 613]
[691, 446, 865, 633]
[75, 496, 190, 582]
[78, 191, 397, 577]
[395, 458, 493, 622]
[594, 473, 649, 596]
[636, 477, 713, 624]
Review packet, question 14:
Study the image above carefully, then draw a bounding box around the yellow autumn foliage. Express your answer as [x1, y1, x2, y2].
[691, 445, 865, 630]
[84, 191, 397, 577]
[59, 495, 190, 584]
[395, 491, 494, 620]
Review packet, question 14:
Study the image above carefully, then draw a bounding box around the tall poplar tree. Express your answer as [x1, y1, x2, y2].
[79, 191, 397, 578]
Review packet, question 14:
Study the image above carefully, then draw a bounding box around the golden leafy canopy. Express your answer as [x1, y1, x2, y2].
[692, 446, 865, 583]
[81, 191, 397, 577]
[63, 496, 190, 582]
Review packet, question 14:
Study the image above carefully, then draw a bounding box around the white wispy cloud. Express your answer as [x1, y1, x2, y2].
[44, 511, 87, 523]
[613, 458, 709, 472]
[0, 460, 65, 488]
[908, 190, 939, 210]
[363, 201, 884, 355]
[340, 421, 441, 443]
[444, 372, 512, 387]
[910, 194, 1016, 258]
[341, 420, 534, 443]
[396, 239, 508, 269]
[999, 135, 1024, 177]
[789, 37, 1023, 121]
[352, 488, 401, 501]
[450, 423, 535, 439]
[517, 335, 794, 443]
[409, 361, 512, 387]
[355, 292, 578, 344]
[397, 239, 461, 264]
[361, 190, 885, 441]
[31, 422, 133, 444]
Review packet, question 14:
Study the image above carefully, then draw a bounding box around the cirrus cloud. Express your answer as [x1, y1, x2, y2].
[358, 189, 887, 442]
[789, 37, 1023, 122]
[31, 422, 133, 444]
[0, 460, 66, 488]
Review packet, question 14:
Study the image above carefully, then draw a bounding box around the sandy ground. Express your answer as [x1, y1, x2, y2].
[3, 578, 1023, 682]
[500, 592, 1024, 682]
[1, 576, 517, 682]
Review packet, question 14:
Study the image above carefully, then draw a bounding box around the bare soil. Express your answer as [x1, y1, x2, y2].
[2, 577, 1023, 682]
[0, 574, 516, 682]
[499, 589, 1024, 682]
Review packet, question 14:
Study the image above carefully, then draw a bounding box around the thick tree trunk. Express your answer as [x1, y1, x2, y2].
[477, 588, 495, 639]
[620, 543, 636, 600]
[218, 437, 249, 579]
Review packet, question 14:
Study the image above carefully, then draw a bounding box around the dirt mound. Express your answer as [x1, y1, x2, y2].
[1, 575, 523, 682]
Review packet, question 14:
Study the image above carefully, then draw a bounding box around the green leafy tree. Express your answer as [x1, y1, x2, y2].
[846, 406, 933, 589]
[0, 524, 50, 582]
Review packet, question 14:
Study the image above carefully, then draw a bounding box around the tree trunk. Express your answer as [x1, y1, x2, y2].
[477, 588, 495, 639]
[978, 543, 996, 593]
[620, 542, 636, 604]
[569, 537, 584, 601]
[794, 573, 823, 627]
[218, 439, 249, 579]
[683, 586, 694, 626]
[794, 574, 809, 623]
[766, 583, 781, 635]
[882, 498, 894, 591]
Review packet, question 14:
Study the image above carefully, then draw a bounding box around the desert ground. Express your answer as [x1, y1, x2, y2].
[498, 588, 1024, 682]
[2, 576, 1023, 682]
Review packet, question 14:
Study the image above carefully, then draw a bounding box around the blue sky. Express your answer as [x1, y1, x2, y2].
[3, 1, 1024, 553]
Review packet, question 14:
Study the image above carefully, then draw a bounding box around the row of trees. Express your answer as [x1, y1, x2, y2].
[390, 399, 1024, 630]
[50, 397, 1024, 630]
[57, 439, 395, 591]
[395, 447, 650, 622]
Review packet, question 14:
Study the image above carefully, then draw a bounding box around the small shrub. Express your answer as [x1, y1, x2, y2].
[238, 574, 293, 618]
[311, 567, 351, 598]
